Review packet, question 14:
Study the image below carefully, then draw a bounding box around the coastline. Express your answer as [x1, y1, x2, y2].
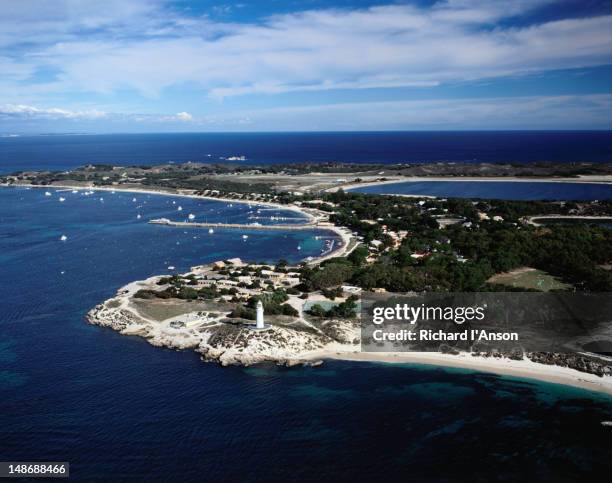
[6, 182, 611, 396]
[311, 350, 612, 396]
[87, 269, 612, 397]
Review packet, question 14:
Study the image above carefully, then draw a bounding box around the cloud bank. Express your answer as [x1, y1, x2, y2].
[0, 1, 611, 130]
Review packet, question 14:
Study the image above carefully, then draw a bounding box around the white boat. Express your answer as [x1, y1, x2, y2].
[242, 234, 249, 240]
[60, 235, 67, 241]
[208, 228, 214, 234]
[132, 198, 137, 202]
[602, 421, 612, 427]
[45, 191, 52, 196]
[178, 206, 183, 211]
[188, 214, 195, 220]
[71, 190, 78, 194]
[137, 214, 142, 219]
[297, 245, 302, 250]
[168, 266, 175, 270]
[59, 197, 66, 202]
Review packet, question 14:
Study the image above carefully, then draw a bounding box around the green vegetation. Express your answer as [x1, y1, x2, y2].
[488, 268, 572, 292]
[298, 192, 612, 292]
[230, 290, 298, 319]
[307, 295, 359, 319]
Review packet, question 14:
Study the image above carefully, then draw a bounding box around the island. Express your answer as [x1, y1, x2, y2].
[2, 161, 612, 394]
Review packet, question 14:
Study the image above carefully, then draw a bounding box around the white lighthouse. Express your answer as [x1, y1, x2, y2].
[256, 300, 265, 329]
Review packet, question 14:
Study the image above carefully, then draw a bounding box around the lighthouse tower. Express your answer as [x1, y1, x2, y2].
[256, 300, 265, 329]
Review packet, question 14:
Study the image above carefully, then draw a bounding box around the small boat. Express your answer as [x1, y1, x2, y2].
[188, 214, 195, 221]
[59, 197, 66, 202]
[297, 245, 302, 250]
[45, 191, 52, 196]
[137, 214, 142, 219]
[242, 235, 249, 240]
[178, 206, 183, 211]
[602, 421, 612, 427]
[71, 190, 78, 194]
[168, 266, 175, 270]
[60, 235, 67, 241]
[208, 228, 214, 234]
[132, 198, 137, 202]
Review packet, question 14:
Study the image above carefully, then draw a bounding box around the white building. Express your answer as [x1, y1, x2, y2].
[256, 300, 265, 329]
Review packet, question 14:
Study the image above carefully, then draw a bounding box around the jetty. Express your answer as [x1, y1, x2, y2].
[149, 218, 324, 231]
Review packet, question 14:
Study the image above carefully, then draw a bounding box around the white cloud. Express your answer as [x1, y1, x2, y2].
[3, 94, 610, 131]
[0, 0, 611, 101]
[212, 94, 612, 130]
[0, 104, 107, 120]
[175, 111, 193, 121]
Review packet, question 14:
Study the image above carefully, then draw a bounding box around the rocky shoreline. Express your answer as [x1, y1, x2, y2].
[86, 274, 359, 367]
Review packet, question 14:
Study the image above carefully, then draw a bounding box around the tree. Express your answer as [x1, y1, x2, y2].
[347, 244, 369, 266]
[307, 304, 327, 318]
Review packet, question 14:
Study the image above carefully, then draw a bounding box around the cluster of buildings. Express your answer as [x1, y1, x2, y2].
[189, 258, 303, 302]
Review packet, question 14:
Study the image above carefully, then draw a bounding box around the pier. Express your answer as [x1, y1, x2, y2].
[149, 218, 324, 231]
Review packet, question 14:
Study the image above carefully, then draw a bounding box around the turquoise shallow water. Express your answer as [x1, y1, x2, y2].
[1, 187, 612, 482]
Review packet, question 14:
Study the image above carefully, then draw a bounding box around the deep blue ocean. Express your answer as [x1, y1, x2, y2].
[1, 131, 611, 173]
[1, 186, 612, 482]
[351, 180, 612, 200]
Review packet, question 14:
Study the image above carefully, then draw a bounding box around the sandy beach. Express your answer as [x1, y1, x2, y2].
[309, 350, 612, 396]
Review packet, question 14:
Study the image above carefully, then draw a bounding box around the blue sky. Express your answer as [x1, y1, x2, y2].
[1, 0, 611, 132]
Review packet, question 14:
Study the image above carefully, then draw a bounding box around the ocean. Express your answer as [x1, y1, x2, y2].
[1, 186, 611, 482]
[1, 131, 611, 173]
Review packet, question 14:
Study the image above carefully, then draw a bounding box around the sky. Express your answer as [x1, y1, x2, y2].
[1, 0, 611, 133]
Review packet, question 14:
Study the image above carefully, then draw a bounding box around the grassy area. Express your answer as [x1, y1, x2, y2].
[488, 267, 572, 291]
[131, 299, 233, 321]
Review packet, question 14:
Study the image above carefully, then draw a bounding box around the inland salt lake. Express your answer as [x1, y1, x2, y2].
[350, 180, 612, 200]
